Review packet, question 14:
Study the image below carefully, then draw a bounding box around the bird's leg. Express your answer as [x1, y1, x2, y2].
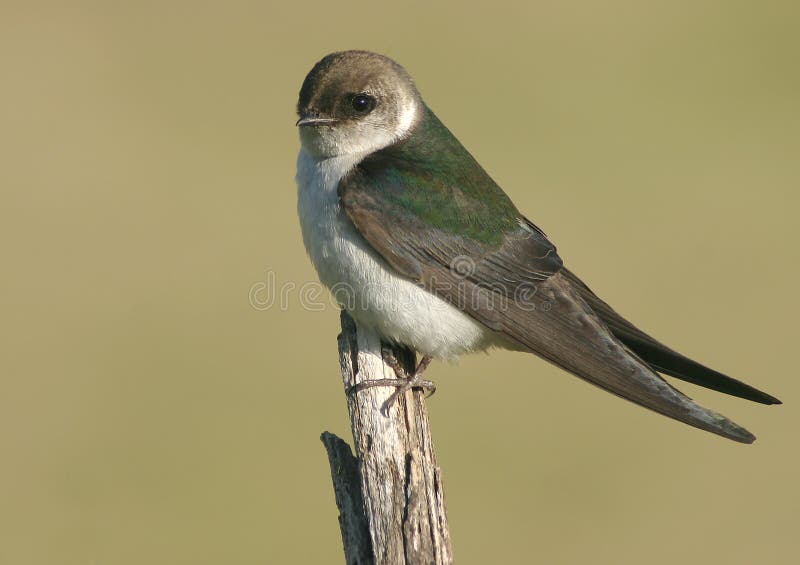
[348, 348, 436, 413]
[347, 346, 412, 394]
[383, 354, 436, 404]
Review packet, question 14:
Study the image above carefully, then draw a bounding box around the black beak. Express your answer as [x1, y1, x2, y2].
[296, 115, 338, 127]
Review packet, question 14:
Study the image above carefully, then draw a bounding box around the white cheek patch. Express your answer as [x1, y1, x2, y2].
[351, 95, 418, 155]
[299, 92, 420, 159]
[394, 96, 418, 139]
[334, 125, 387, 160]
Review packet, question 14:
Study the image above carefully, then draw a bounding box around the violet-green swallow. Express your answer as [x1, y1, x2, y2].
[295, 50, 780, 443]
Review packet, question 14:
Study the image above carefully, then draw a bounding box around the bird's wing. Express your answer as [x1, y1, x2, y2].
[338, 186, 562, 299]
[339, 165, 757, 443]
[560, 267, 780, 405]
[342, 120, 564, 293]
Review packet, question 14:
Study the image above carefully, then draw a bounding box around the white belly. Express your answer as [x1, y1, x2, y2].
[296, 149, 494, 359]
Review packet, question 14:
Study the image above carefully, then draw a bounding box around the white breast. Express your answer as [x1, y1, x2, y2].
[296, 148, 494, 359]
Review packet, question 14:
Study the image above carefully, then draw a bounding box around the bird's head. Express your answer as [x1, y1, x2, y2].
[296, 50, 422, 159]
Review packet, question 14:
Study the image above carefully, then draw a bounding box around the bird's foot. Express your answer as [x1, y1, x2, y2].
[348, 352, 436, 415]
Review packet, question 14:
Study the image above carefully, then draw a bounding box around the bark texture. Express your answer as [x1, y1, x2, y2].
[322, 311, 453, 565]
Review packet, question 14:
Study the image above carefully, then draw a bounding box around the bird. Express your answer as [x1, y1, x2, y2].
[294, 50, 780, 444]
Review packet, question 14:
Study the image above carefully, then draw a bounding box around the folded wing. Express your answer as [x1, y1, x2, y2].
[340, 165, 760, 443]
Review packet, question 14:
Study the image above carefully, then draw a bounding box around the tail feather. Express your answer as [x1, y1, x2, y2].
[617, 333, 781, 405]
[489, 273, 760, 443]
[560, 268, 781, 405]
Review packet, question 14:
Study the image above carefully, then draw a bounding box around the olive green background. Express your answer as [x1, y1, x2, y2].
[2, 1, 798, 563]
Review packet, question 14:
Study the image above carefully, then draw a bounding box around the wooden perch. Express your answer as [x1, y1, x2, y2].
[321, 311, 453, 565]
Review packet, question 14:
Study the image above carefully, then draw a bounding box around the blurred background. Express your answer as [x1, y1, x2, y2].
[1, 1, 798, 563]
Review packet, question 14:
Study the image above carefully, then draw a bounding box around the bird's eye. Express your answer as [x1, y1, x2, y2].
[351, 93, 375, 113]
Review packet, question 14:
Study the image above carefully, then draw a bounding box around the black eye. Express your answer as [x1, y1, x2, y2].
[351, 93, 375, 113]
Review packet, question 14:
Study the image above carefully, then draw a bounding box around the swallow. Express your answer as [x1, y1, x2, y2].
[295, 50, 780, 443]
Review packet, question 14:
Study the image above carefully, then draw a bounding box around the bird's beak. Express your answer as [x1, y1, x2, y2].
[296, 115, 338, 127]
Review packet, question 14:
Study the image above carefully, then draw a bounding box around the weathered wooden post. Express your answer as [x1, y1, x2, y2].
[321, 311, 453, 565]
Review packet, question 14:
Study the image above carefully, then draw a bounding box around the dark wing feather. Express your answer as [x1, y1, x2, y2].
[339, 166, 757, 443]
[340, 182, 562, 298]
[560, 268, 781, 405]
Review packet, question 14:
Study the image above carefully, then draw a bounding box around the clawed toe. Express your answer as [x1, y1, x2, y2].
[347, 378, 408, 396]
[347, 354, 437, 413]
